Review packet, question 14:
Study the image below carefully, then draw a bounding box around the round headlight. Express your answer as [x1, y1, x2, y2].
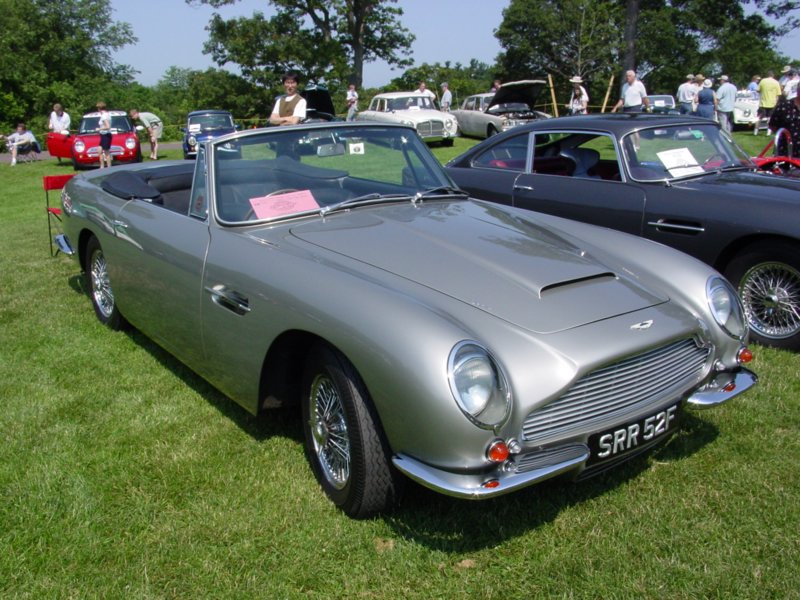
[448, 341, 511, 429]
[125, 137, 137, 150]
[74, 139, 85, 153]
[707, 276, 746, 339]
[188, 135, 197, 147]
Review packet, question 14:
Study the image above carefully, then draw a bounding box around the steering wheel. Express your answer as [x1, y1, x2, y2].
[244, 189, 299, 221]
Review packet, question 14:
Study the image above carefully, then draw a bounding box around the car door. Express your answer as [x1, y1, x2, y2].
[512, 132, 646, 235]
[46, 132, 72, 159]
[106, 158, 211, 370]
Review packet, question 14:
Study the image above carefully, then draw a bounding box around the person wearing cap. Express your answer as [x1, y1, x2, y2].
[756, 70, 782, 135]
[677, 73, 698, 114]
[779, 65, 792, 90]
[716, 75, 737, 132]
[440, 82, 452, 111]
[695, 77, 717, 120]
[567, 76, 589, 115]
[611, 70, 650, 113]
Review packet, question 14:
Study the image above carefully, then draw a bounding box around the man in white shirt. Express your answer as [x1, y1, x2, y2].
[3, 123, 37, 166]
[415, 81, 435, 100]
[440, 82, 452, 111]
[270, 71, 307, 126]
[784, 70, 799, 101]
[676, 74, 698, 114]
[345, 84, 358, 121]
[48, 104, 71, 133]
[612, 70, 650, 113]
[716, 75, 738, 132]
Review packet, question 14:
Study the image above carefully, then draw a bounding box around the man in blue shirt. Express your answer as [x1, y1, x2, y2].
[716, 75, 737, 132]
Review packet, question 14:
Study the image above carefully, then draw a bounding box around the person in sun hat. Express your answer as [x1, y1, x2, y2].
[567, 76, 589, 115]
[677, 73, 698, 114]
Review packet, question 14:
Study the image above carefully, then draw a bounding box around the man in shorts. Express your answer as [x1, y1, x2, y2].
[129, 109, 164, 159]
[96, 102, 112, 168]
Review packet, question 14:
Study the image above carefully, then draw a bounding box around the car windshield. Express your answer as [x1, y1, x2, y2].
[388, 96, 435, 111]
[79, 115, 133, 134]
[623, 124, 753, 182]
[188, 114, 234, 131]
[213, 125, 455, 224]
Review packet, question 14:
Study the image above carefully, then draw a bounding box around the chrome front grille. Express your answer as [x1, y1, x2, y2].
[416, 120, 445, 137]
[522, 339, 710, 443]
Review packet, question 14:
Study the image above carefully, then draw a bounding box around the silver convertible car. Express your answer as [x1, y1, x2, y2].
[55, 122, 756, 518]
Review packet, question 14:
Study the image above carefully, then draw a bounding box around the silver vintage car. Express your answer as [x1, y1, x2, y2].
[55, 122, 756, 518]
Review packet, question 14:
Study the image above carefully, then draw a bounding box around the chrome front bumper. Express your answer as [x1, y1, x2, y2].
[393, 367, 757, 500]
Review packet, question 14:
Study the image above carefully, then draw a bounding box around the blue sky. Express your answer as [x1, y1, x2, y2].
[111, 0, 798, 88]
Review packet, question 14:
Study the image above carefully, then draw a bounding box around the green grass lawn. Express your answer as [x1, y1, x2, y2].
[1, 142, 798, 599]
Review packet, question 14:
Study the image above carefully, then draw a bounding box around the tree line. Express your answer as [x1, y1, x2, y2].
[1, 0, 797, 135]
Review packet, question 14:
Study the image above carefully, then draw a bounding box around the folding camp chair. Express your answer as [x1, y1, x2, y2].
[44, 174, 75, 256]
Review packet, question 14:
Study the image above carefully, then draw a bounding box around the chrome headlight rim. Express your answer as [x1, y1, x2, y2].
[125, 136, 137, 150]
[447, 340, 512, 430]
[74, 139, 86, 153]
[707, 276, 746, 340]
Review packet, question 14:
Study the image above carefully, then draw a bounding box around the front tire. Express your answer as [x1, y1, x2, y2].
[85, 236, 125, 330]
[725, 241, 800, 351]
[301, 344, 399, 518]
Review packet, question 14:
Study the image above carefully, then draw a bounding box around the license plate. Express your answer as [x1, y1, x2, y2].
[587, 403, 680, 465]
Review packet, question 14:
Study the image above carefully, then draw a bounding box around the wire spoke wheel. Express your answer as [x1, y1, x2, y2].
[308, 374, 351, 490]
[739, 261, 800, 340]
[90, 249, 115, 320]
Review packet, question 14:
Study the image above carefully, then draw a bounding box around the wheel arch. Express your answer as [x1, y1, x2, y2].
[712, 233, 800, 275]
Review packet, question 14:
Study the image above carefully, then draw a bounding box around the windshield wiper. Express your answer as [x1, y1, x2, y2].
[320, 193, 412, 216]
[412, 185, 469, 203]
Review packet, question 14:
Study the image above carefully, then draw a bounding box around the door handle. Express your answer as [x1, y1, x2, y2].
[647, 219, 705, 234]
[513, 184, 534, 191]
[205, 285, 251, 315]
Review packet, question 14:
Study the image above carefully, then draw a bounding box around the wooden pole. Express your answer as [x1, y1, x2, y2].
[601, 75, 615, 113]
[547, 73, 559, 117]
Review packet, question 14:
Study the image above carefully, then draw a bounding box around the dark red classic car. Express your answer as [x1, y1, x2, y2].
[47, 110, 142, 169]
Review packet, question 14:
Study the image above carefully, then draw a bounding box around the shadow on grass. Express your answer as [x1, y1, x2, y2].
[66, 274, 302, 445]
[383, 413, 719, 552]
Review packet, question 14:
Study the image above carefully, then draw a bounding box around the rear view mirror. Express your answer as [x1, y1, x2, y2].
[317, 143, 345, 157]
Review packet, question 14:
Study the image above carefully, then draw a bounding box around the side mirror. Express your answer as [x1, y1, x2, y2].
[136, 125, 145, 131]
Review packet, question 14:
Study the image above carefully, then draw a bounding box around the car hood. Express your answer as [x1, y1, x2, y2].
[302, 86, 336, 117]
[673, 169, 800, 196]
[488, 80, 547, 111]
[280, 201, 668, 334]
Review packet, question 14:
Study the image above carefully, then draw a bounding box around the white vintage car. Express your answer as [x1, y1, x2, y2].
[451, 80, 550, 139]
[356, 91, 459, 146]
[733, 90, 761, 127]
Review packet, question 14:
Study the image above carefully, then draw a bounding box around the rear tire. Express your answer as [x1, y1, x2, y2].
[301, 343, 400, 518]
[725, 241, 800, 351]
[85, 236, 125, 330]
[487, 125, 498, 138]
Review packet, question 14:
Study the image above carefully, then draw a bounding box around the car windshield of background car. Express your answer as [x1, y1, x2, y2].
[213, 127, 451, 224]
[80, 116, 132, 134]
[190, 115, 233, 131]
[624, 125, 752, 182]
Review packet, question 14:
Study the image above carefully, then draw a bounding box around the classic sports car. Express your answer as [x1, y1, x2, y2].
[451, 80, 550, 139]
[733, 90, 761, 127]
[182, 110, 238, 159]
[55, 122, 755, 518]
[446, 114, 800, 351]
[648, 95, 680, 115]
[356, 92, 458, 145]
[47, 110, 142, 169]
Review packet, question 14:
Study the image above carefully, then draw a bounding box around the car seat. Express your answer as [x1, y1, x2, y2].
[559, 147, 600, 178]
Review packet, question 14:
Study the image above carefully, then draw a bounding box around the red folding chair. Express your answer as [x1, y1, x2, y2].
[44, 174, 75, 256]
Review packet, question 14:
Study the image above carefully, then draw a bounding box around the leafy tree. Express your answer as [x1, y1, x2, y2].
[187, 0, 415, 89]
[0, 0, 136, 130]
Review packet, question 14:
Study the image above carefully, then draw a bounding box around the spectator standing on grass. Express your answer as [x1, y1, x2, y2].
[96, 102, 112, 169]
[48, 103, 71, 133]
[567, 76, 589, 115]
[345, 83, 358, 121]
[756, 71, 782, 135]
[270, 71, 307, 126]
[611, 70, 650, 113]
[716, 75, 737, 132]
[415, 81, 435, 100]
[440, 82, 452, 111]
[748, 75, 760, 97]
[784, 70, 799, 101]
[768, 89, 800, 157]
[677, 73, 698, 115]
[129, 109, 163, 160]
[695, 78, 717, 120]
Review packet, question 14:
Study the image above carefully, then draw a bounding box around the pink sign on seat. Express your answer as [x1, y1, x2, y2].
[249, 189, 320, 219]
